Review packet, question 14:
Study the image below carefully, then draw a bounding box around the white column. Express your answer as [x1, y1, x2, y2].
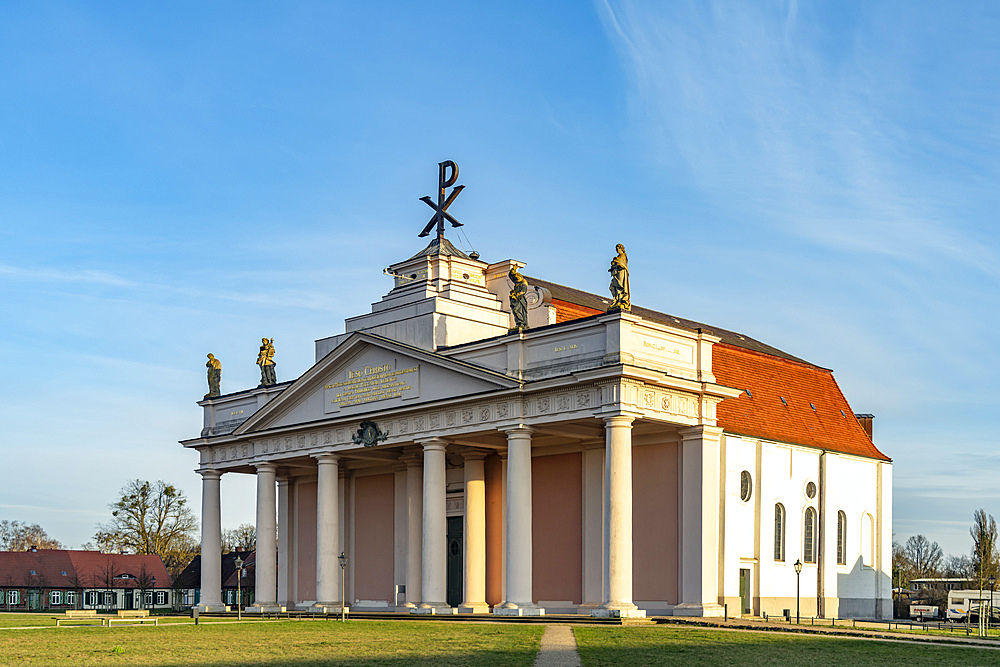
[581, 441, 605, 610]
[313, 453, 343, 611]
[496, 427, 543, 616]
[593, 415, 644, 618]
[414, 438, 453, 614]
[674, 425, 725, 617]
[401, 450, 423, 608]
[250, 462, 282, 612]
[197, 469, 226, 611]
[459, 449, 489, 613]
[277, 475, 294, 607]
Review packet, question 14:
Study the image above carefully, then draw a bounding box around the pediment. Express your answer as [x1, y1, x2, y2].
[234, 333, 518, 434]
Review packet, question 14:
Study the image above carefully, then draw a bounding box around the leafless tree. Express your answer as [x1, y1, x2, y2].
[222, 524, 257, 553]
[0, 520, 62, 551]
[971, 509, 999, 589]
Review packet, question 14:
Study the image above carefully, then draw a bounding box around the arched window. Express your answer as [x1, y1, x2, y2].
[837, 511, 847, 565]
[804, 507, 817, 563]
[774, 503, 785, 561]
[862, 513, 874, 567]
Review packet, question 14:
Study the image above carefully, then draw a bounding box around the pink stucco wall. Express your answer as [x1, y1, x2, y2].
[353, 473, 394, 602]
[632, 442, 679, 603]
[295, 479, 317, 602]
[531, 452, 582, 604]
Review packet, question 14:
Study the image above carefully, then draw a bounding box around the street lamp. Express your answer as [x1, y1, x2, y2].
[338, 552, 348, 622]
[234, 556, 244, 621]
[794, 559, 803, 625]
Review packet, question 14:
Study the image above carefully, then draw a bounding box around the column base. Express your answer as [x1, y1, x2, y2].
[458, 602, 491, 614]
[590, 607, 646, 619]
[673, 602, 725, 617]
[494, 603, 545, 617]
[196, 604, 229, 612]
[311, 604, 349, 614]
[411, 603, 457, 615]
[246, 604, 286, 613]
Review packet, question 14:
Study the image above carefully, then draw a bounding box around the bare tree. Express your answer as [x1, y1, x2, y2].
[136, 563, 155, 610]
[903, 535, 943, 580]
[0, 520, 62, 551]
[65, 566, 84, 610]
[94, 479, 199, 579]
[222, 524, 257, 553]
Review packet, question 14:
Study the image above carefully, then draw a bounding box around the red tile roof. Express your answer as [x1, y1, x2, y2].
[546, 288, 889, 461]
[0, 550, 171, 588]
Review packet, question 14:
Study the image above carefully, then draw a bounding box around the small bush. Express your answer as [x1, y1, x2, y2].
[111, 645, 125, 654]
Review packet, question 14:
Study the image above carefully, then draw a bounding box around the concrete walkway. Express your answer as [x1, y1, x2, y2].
[533, 624, 581, 667]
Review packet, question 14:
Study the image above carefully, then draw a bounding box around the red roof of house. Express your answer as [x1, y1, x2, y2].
[222, 550, 255, 587]
[544, 287, 889, 462]
[0, 549, 171, 588]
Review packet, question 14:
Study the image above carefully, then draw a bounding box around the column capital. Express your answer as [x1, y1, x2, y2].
[398, 447, 424, 467]
[677, 425, 724, 444]
[596, 410, 642, 426]
[197, 468, 222, 481]
[254, 461, 278, 474]
[416, 437, 448, 453]
[312, 452, 340, 464]
[454, 446, 489, 461]
[501, 425, 533, 438]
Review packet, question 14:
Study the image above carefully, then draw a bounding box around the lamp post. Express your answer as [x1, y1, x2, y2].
[338, 552, 348, 622]
[234, 556, 244, 621]
[794, 559, 803, 625]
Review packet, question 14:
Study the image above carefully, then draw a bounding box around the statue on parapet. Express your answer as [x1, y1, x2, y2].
[205, 354, 222, 398]
[608, 243, 630, 311]
[257, 337, 276, 387]
[509, 266, 529, 332]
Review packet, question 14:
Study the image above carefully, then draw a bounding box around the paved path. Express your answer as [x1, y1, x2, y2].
[533, 624, 581, 667]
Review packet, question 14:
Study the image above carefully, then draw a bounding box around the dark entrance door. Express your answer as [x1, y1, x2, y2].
[124, 591, 134, 610]
[446, 516, 463, 608]
[739, 568, 751, 615]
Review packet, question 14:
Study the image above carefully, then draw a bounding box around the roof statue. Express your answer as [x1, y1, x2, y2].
[509, 266, 528, 332]
[608, 243, 630, 311]
[257, 337, 276, 387]
[205, 354, 221, 398]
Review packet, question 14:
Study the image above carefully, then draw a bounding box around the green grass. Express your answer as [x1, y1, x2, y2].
[574, 626, 1000, 666]
[0, 619, 543, 666]
[0, 613, 232, 628]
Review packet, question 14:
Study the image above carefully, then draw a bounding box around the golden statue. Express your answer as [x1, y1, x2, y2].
[608, 243, 630, 311]
[257, 337, 276, 387]
[205, 354, 222, 398]
[509, 266, 529, 332]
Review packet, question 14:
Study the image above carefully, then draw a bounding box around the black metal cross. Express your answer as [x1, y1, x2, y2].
[419, 160, 465, 238]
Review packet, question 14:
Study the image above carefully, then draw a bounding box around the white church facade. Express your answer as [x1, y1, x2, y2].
[182, 171, 891, 619]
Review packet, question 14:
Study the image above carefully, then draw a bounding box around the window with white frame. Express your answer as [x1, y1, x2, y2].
[102, 591, 114, 606]
[66, 591, 77, 605]
[837, 511, 847, 565]
[804, 507, 817, 563]
[774, 503, 785, 561]
[86, 591, 99, 606]
[50, 590, 62, 605]
[7, 590, 20, 605]
[156, 591, 166, 605]
[144, 591, 153, 605]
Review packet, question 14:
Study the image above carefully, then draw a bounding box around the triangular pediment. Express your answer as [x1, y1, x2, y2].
[234, 333, 518, 434]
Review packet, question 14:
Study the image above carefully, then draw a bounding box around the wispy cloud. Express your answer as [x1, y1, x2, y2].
[597, 0, 1000, 274]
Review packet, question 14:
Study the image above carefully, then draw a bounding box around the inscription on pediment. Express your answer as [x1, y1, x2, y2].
[325, 361, 420, 413]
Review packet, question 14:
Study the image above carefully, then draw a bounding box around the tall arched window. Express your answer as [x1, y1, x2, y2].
[837, 511, 847, 565]
[774, 503, 785, 561]
[862, 513, 874, 567]
[804, 507, 817, 563]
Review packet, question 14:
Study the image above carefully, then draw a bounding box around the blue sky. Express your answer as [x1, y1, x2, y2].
[1, 1, 997, 558]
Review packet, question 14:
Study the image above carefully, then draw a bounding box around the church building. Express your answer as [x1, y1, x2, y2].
[182, 163, 892, 619]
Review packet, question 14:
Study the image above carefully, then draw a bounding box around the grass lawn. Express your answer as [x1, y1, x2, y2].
[574, 626, 1000, 666]
[0, 619, 543, 666]
[0, 613, 231, 628]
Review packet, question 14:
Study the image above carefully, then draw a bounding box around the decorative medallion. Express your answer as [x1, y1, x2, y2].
[352, 420, 388, 448]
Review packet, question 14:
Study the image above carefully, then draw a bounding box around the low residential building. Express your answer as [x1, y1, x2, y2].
[0, 548, 172, 611]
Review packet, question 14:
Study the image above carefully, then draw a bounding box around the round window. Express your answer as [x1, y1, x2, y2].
[805, 481, 817, 499]
[740, 471, 752, 502]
